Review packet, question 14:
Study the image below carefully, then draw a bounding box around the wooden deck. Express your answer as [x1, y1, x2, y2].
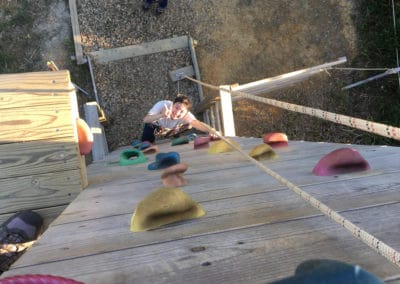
[2, 138, 400, 283]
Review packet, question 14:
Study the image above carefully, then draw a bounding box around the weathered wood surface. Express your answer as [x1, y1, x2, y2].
[0, 71, 74, 91]
[68, 0, 85, 64]
[3, 139, 400, 283]
[0, 70, 85, 225]
[89, 36, 189, 64]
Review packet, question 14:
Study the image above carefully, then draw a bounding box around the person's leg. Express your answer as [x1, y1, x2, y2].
[158, 0, 168, 8]
[156, 0, 168, 13]
[141, 123, 156, 143]
[142, 0, 153, 11]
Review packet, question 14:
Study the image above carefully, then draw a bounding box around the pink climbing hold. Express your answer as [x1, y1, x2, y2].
[194, 136, 211, 150]
[312, 147, 370, 176]
[262, 132, 288, 148]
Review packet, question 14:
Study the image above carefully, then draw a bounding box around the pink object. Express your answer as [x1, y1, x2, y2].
[262, 132, 288, 148]
[312, 147, 370, 176]
[0, 274, 84, 284]
[194, 136, 211, 150]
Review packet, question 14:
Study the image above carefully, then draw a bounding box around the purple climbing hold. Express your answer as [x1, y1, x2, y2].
[312, 147, 370, 176]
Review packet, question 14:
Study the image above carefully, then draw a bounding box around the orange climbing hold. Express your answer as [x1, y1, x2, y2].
[161, 163, 189, 188]
[76, 118, 93, 155]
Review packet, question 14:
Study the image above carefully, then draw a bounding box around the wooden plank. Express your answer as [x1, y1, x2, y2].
[5, 203, 400, 282]
[68, 0, 85, 64]
[0, 71, 73, 91]
[0, 91, 72, 110]
[89, 36, 189, 64]
[188, 37, 204, 101]
[169, 65, 195, 82]
[0, 106, 75, 143]
[0, 169, 82, 214]
[231, 57, 347, 97]
[0, 140, 80, 179]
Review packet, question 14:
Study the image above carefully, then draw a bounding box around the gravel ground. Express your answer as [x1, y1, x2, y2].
[76, 0, 377, 150]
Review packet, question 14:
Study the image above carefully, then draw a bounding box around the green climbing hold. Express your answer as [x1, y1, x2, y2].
[119, 149, 147, 166]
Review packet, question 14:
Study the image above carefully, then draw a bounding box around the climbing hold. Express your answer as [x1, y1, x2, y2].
[132, 140, 152, 150]
[119, 149, 147, 166]
[130, 187, 205, 232]
[161, 163, 189, 187]
[171, 136, 190, 146]
[263, 132, 288, 148]
[208, 139, 241, 154]
[312, 147, 370, 176]
[249, 144, 278, 161]
[142, 145, 160, 155]
[148, 152, 180, 170]
[194, 136, 211, 150]
[76, 118, 94, 155]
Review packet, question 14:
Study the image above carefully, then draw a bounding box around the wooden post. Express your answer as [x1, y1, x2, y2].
[219, 85, 236, 136]
[214, 101, 222, 134]
[84, 102, 109, 161]
[68, 0, 85, 64]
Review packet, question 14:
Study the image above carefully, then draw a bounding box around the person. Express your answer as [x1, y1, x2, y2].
[142, 0, 168, 14]
[0, 210, 44, 274]
[270, 259, 383, 284]
[141, 94, 212, 143]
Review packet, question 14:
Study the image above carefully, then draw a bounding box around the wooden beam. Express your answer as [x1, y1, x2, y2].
[219, 85, 236, 136]
[68, 0, 85, 64]
[231, 57, 347, 98]
[89, 36, 189, 64]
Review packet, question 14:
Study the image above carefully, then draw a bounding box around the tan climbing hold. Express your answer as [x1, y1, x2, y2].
[130, 187, 205, 232]
[249, 144, 278, 161]
[161, 163, 189, 188]
[208, 139, 241, 154]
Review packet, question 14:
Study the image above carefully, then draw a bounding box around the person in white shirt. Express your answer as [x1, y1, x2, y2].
[141, 94, 211, 143]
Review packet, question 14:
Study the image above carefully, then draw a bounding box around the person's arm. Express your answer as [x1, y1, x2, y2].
[191, 119, 212, 133]
[143, 102, 171, 123]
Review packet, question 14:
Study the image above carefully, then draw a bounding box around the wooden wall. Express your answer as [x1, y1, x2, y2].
[0, 71, 87, 227]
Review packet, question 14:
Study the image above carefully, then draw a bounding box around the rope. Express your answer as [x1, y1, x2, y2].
[200, 121, 400, 268]
[185, 76, 400, 142]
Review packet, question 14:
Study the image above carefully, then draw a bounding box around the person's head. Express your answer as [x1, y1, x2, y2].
[171, 95, 192, 119]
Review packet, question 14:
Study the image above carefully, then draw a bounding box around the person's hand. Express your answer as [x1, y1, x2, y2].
[162, 103, 171, 119]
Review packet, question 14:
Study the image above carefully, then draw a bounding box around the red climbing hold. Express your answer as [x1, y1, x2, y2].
[262, 132, 288, 148]
[312, 147, 370, 176]
[194, 136, 211, 150]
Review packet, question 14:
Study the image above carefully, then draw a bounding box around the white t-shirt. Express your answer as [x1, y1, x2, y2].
[148, 100, 196, 129]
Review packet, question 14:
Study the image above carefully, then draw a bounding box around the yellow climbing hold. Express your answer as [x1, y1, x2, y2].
[130, 187, 205, 232]
[249, 144, 278, 161]
[208, 139, 241, 154]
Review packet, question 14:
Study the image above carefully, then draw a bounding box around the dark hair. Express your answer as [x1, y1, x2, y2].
[174, 94, 192, 110]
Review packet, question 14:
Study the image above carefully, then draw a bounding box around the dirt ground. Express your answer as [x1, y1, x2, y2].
[1, 0, 393, 150]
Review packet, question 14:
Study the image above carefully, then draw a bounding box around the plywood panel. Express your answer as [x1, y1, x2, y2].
[0, 106, 75, 143]
[0, 91, 71, 110]
[0, 169, 82, 214]
[0, 140, 79, 179]
[0, 71, 73, 91]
